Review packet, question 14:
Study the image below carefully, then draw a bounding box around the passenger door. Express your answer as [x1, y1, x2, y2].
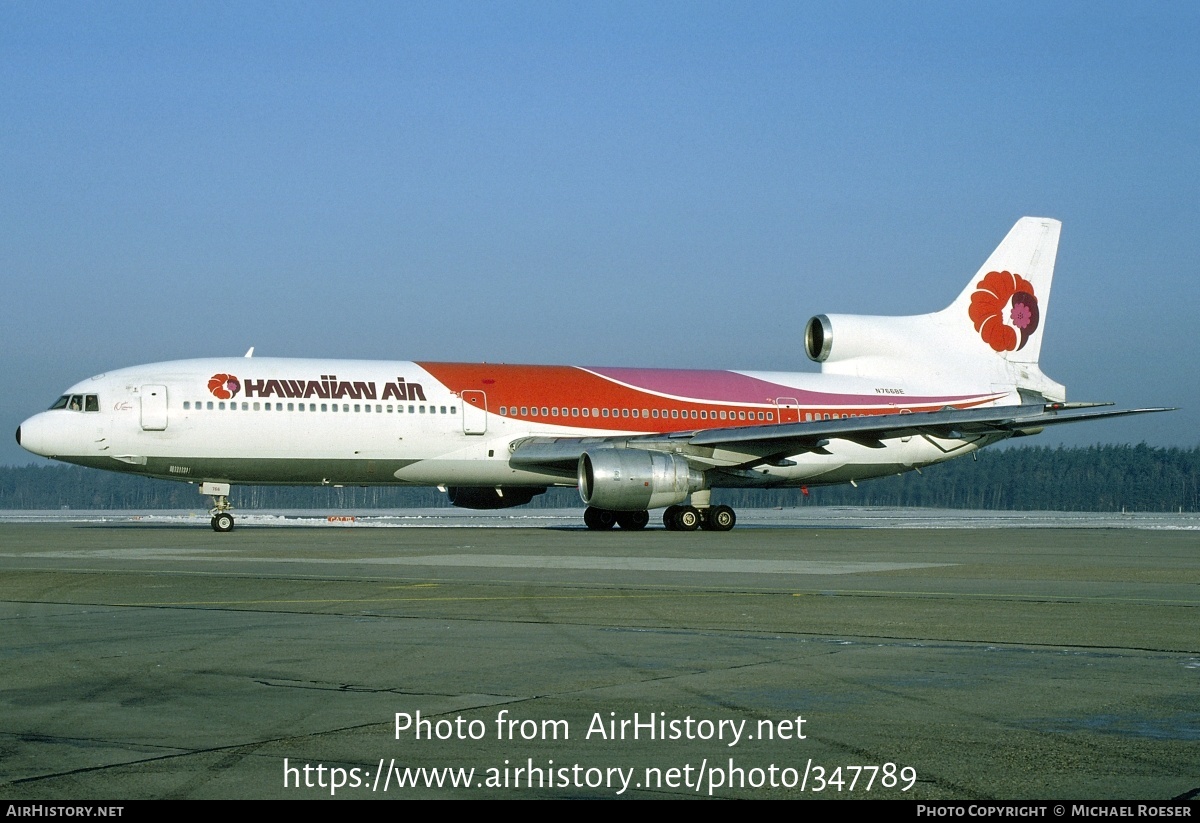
[461, 390, 487, 435]
[140, 385, 168, 431]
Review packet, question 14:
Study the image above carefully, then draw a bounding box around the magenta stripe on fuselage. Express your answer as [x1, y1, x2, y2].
[584, 366, 987, 407]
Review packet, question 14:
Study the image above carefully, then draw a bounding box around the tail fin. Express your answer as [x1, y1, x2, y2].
[806, 217, 1066, 402]
[943, 216, 1060, 366]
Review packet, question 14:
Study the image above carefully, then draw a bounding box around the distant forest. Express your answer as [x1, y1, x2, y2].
[2, 444, 1197, 512]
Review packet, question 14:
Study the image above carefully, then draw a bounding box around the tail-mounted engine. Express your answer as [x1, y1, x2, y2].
[804, 314, 834, 362]
[805, 313, 926, 364]
[578, 448, 705, 511]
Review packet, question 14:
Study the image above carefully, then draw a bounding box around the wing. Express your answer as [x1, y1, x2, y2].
[508, 403, 1175, 476]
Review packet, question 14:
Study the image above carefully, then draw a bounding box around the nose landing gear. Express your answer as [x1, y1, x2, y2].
[211, 510, 235, 532]
[200, 481, 235, 532]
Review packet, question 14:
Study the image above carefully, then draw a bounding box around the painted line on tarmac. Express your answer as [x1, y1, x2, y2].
[17, 549, 951, 575]
[111, 591, 766, 608]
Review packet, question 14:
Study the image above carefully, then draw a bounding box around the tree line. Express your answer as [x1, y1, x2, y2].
[1, 444, 1197, 512]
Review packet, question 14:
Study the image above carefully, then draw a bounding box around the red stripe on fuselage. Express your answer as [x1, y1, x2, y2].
[416, 363, 998, 433]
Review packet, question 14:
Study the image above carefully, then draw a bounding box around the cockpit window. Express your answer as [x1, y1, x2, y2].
[49, 394, 100, 412]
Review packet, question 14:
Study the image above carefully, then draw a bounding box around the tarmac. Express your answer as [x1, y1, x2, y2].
[1, 512, 1197, 799]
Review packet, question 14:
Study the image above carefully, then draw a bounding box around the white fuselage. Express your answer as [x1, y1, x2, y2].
[17, 357, 1009, 492]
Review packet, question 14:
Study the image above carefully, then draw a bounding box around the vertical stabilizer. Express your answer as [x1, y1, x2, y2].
[944, 216, 1060, 365]
[809, 217, 1066, 402]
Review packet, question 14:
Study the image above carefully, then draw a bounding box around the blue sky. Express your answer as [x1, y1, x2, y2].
[3, 2, 1197, 466]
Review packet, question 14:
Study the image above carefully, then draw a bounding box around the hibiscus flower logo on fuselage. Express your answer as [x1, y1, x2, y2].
[968, 270, 1040, 353]
[208, 373, 241, 400]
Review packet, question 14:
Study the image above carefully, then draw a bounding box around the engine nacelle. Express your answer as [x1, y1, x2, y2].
[806, 313, 928, 364]
[578, 448, 704, 511]
[804, 312, 951, 380]
[804, 314, 834, 362]
[446, 486, 546, 510]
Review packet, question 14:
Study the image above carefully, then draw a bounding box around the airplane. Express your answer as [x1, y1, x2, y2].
[15, 217, 1170, 532]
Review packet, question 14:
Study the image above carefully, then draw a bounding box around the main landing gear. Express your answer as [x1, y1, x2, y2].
[583, 507, 650, 530]
[661, 504, 736, 532]
[662, 488, 736, 531]
[582, 498, 737, 532]
[200, 481, 235, 532]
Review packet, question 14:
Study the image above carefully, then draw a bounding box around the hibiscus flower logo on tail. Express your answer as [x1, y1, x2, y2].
[968, 270, 1040, 352]
[208, 373, 241, 400]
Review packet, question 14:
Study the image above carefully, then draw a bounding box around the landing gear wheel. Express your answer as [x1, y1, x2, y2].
[663, 505, 682, 530]
[701, 505, 736, 531]
[675, 506, 701, 531]
[616, 511, 649, 530]
[584, 507, 617, 530]
[212, 512, 235, 533]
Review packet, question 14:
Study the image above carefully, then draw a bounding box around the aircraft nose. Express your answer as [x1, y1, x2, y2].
[16, 413, 59, 458]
